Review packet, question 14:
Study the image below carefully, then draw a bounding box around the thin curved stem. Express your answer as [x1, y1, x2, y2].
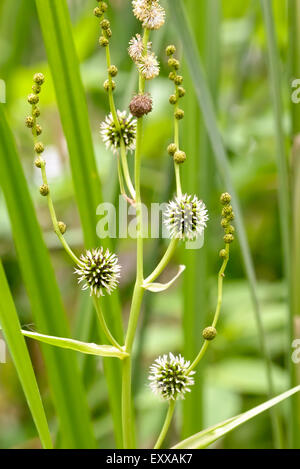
[144, 238, 179, 284]
[93, 296, 123, 351]
[154, 400, 176, 449]
[187, 244, 230, 373]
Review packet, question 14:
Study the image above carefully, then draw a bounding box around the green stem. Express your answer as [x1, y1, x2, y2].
[187, 244, 229, 373]
[144, 238, 179, 284]
[174, 84, 182, 197]
[93, 296, 123, 351]
[154, 400, 176, 449]
[105, 43, 136, 199]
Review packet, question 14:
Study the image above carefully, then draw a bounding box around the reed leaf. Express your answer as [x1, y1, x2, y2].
[35, 0, 124, 446]
[172, 385, 300, 449]
[0, 260, 53, 450]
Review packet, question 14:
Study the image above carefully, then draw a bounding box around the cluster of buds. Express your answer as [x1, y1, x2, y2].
[219, 192, 235, 252]
[25, 73, 67, 235]
[94, 1, 118, 93]
[166, 46, 186, 165]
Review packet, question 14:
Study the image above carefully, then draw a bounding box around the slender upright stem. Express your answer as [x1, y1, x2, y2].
[144, 238, 179, 284]
[93, 297, 123, 351]
[154, 400, 176, 449]
[122, 28, 149, 449]
[187, 244, 229, 373]
[174, 84, 182, 197]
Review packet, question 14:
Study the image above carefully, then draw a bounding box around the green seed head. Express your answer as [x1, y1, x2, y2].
[224, 233, 234, 244]
[166, 45, 176, 56]
[58, 221, 67, 234]
[34, 142, 45, 154]
[174, 75, 183, 85]
[220, 192, 231, 205]
[175, 109, 184, 120]
[33, 73, 45, 85]
[108, 65, 118, 77]
[99, 36, 109, 47]
[167, 143, 177, 156]
[169, 94, 177, 105]
[28, 94, 39, 105]
[25, 116, 34, 128]
[203, 326, 217, 341]
[174, 150, 186, 164]
[39, 184, 49, 196]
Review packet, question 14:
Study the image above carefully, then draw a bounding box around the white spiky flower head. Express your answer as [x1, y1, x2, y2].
[164, 194, 209, 240]
[75, 248, 121, 297]
[137, 52, 160, 80]
[128, 34, 152, 62]
[149, 353, 195, 401]
[100, 110, 137, 154]
[132, 0, 165, 30]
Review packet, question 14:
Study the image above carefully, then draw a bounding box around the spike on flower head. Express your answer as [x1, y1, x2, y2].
[100, 110, 137, 154]
[164, 194, 209, 240]
[75, 247, 121, 297]
[137, 53, 160, 80]
[149, 353, 195, 401]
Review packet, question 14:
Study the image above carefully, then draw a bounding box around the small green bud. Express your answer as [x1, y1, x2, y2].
[36, 124, 42, 136]
[221, 218, 229, 229]
[39, 184, 49, 196]
[103, 79, 115, 91]
[25, 116, 34, 128]
[175, 109, 184, 120]
[167, 143, 177, 155]
[174, 75, 183, 85]
[224, 233, 234, 244]
[33, 73, 45, 85]
[33, 107, 40, 118]
[166, 45, 176, 56]
[106, 28, 112, 38]
[174, 150, 186, 164]
[227, 211, 235, 221]
[178, 86, 186, 98]
[168, 71, 176, 81]
[101, 19, 110, 30]
[203, 326, 217, 341]
[222, 205, 233, 217]
[32, 84, 41, 94]
[34, 158, 43, 168]
[99, 36, 109, 47]
[58, 221, 67, 234]
[98, 1, 108, 13]
[219, 249, 227, 259]
[169, 94, 177, 105]
[34, 142, 44, 154]
[220, 192, 231, 205]
[28, 94, 39, 105]
[108, 65, 118, 77]
[226, 225, 235, 234]
[94, 6, 102, 17]
[168, 58, 180, 70]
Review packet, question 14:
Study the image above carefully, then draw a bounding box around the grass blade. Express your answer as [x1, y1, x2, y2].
[180, 0, 220, 438]
[0, 106, 96, 449]
[35, 0, 124, 446]
[0, 261, 53, 449]
[22, 330, 129, 359]
[172, 385, 300, 449]
[288, 0, 300, 448]
[169, 0, 281, 446]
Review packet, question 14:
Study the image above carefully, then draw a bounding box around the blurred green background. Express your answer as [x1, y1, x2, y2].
[0, 0, 298, 449]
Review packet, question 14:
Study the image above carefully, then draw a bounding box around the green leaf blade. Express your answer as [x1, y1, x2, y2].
[0, 261, 53, 449]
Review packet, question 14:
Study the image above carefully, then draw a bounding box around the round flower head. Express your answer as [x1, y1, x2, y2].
[128, 34, 152, 62]
[164, 194, 209, 240]
[137, 53, 160, 80]
[75, 248, 121, 297]
[132, 0, 165, 30]
[149, 353, 195, 401]
[100, 110, 137, 154]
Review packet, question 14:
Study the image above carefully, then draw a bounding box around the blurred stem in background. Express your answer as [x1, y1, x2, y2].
[288, 0, 300, 449]
[180, 0, 220, 438]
